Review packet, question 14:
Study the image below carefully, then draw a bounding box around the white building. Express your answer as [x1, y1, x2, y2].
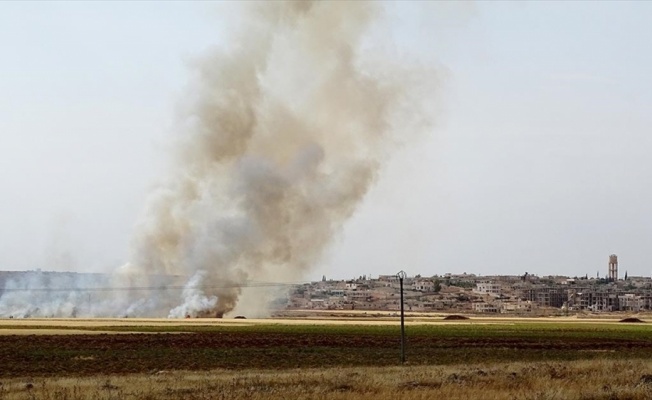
[474, 282, 502, 296]
[413, 280, 435, 292]
[619, 294, 643, 312]
[473, 302, 499, 313]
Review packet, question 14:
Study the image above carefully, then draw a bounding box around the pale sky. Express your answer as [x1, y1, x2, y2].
[1, 1, 652, 280]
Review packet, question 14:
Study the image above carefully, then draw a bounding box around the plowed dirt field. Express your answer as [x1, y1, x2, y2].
[2, 320, 652, 377]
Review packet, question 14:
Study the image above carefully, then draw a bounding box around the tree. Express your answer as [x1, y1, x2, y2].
[433, 279, 442, 293]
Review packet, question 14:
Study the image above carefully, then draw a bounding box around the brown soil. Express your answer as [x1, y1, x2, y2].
[619, 317, 645, 323]
[443, 315, 469, 320]
[1, 331, 652, 378]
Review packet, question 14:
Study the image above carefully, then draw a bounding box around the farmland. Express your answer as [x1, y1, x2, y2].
[1, 316, 652, 398]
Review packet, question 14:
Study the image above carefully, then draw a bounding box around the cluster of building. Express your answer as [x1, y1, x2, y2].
[287, 255, 652, 314]
[2, 255, 649, 316]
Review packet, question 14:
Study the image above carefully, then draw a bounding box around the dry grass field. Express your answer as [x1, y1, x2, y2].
[2, 360, 652, 399]
[0, 315, 651, 399]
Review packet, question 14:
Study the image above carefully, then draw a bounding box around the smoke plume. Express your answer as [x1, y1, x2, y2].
[0, 1, 433, 318]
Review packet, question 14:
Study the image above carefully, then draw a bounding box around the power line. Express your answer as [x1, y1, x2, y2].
[0, 280, 307, 293]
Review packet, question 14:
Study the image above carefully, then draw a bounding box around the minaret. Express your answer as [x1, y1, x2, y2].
[608, 254, 618, 281]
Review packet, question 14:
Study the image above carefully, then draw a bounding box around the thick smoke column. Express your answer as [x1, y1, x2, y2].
[0, 1, 433, 318]
[127, 0, 431, 318]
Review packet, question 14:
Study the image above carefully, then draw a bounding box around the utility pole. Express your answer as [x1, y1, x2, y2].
[396, 270, 407, 364]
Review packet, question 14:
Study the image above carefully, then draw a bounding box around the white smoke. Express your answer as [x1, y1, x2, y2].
[168, 271, 218, 318]
[0, 1, 435, 318]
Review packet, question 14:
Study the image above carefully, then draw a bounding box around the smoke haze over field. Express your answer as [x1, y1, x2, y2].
[5, 2, 650, 314]
[128, 0, 432, 318]
[0, 1, 433, 318]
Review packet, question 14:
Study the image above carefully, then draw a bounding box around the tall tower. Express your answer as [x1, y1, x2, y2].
[608, 254, 618, 281]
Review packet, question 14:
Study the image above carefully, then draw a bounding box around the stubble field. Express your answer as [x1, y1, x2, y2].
[1, 315, 652, 399]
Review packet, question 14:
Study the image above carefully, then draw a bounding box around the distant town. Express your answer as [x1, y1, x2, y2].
[2, 254, 650, 316]
[288, 254, 652, 314]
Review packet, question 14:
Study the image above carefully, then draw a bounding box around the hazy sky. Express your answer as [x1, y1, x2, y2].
[2, 1, 652, 280]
